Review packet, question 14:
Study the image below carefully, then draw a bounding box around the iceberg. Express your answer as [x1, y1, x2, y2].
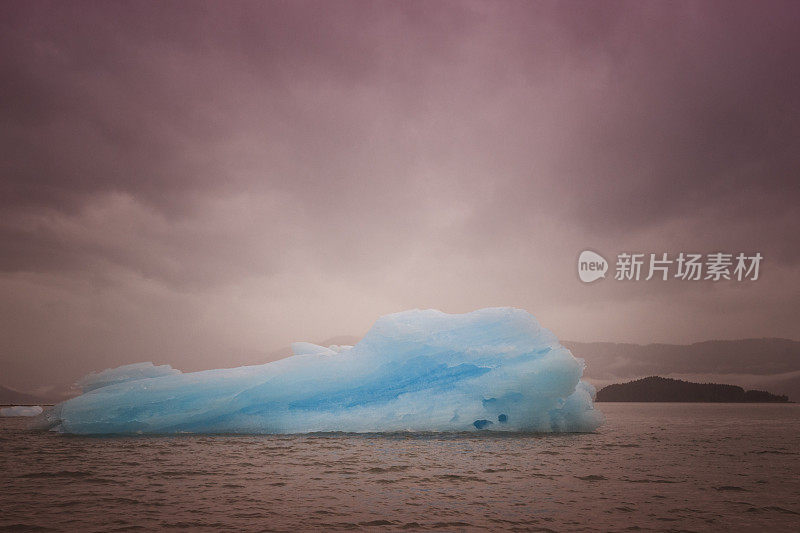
[44, 308, 604, 434]
[1, 405, 43, 417]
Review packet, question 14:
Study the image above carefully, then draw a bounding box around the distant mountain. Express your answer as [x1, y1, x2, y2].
[564, 338, 800, 402]
[0, 385, 52, 405]
[564, 338, 798, 375]
[596, 376, 789, 403]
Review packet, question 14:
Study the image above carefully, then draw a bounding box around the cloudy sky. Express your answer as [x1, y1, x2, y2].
[1, 0, 798, 392]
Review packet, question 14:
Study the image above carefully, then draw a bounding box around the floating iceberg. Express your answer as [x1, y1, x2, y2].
[2, 405, 43, 417]
[44, 308, 603, 434]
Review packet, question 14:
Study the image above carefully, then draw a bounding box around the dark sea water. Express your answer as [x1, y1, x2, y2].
[1, 403, 798, 532]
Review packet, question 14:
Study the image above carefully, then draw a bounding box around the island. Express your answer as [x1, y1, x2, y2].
[596, 376, 789, 403]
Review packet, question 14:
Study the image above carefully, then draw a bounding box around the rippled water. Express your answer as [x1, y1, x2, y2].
[1, 403, 798, 531]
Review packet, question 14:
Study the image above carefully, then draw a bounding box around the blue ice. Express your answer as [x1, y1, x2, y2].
[44, 308, 604, 434]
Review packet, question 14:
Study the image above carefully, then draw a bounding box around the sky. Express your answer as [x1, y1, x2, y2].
[1, 1, 799, 392]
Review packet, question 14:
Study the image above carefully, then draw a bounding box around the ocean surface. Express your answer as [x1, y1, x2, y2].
[1, 403, 798, 532]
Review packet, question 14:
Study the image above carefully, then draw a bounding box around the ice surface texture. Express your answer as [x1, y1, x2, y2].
[46, 308, 604, 434]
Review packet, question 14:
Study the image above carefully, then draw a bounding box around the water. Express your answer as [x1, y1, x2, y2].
[1, 403, 798, 531]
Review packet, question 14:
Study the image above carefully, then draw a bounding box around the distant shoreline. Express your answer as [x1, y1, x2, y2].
[595, 400, 795, 403]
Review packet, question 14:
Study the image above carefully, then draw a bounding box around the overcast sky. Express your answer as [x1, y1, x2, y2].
[1, 1, 799, 391]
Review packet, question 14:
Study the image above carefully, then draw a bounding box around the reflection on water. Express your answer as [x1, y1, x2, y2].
[1, 403, 798, 531]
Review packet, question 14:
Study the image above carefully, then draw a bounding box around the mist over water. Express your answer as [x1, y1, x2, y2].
[2, 403, 798, 532]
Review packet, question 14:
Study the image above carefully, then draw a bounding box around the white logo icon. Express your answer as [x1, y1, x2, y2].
[578, 250, 608, 283]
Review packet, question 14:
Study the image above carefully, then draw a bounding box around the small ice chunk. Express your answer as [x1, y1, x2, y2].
[1, 405, 43, 417]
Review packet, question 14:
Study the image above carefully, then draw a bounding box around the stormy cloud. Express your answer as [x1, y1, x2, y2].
[1, 1, 798, 392]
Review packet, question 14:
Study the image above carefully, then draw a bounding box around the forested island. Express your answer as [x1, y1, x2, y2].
[596, 376, 789, 403]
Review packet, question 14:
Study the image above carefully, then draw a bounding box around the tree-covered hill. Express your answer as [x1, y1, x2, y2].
[596, 376, 789, 402]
